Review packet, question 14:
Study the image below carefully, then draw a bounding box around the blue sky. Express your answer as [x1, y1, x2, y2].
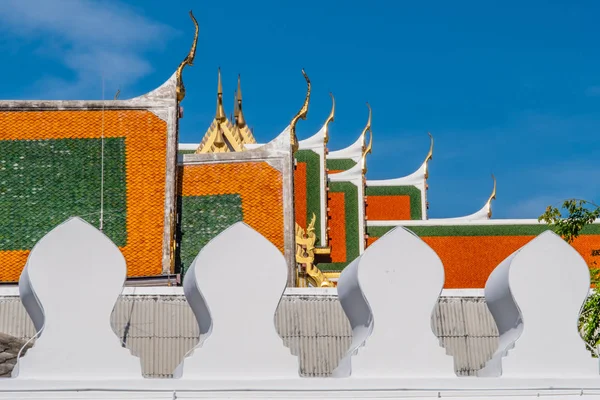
[0, 0, 599, 219]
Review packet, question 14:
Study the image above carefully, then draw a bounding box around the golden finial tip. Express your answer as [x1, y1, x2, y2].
[486, 174, 497, 218]
[324, 92, 336, 145]
[361, 102, 372, 143]
[290, 69, 312, 152]
[423, 132, 434, 179]
[176, 9, 199, 102]
[426, 132, 434, 161]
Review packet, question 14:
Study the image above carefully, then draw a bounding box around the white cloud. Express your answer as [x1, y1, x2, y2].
[0, 0, 176, 99]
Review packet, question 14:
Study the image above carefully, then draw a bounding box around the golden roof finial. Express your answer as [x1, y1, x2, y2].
[323, 92, 335, 145]
[233, 90, 238, 118]
[424, 132, 434, 180]
[214, 125, 226, 148]
[290, 69, 311, 152]
[361, 102, 372, 145]
[360, 103, 373, 174]
[235, 74, 246, 128]
[176, 10, 199, 103]
[215, 68, 226, 121]
[486, 174, 497, 218]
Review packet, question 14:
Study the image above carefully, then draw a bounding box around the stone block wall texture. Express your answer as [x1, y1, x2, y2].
[0, 332, 31, 377]
[0, 110, 169, 281]
[178, 162, 284, 274]
[367, 224, 600, 288]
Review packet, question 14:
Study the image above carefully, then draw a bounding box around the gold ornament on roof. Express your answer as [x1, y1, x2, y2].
[486, 174, 497, 219]
[196, 70, 257, 153]
[361, 102, 373, 174]
[323, 92, 335, 145]
[424, 132, 434, 180]
[233, 75, 257, 144]
[290, 69, 311, 153]
[295, 213, 335, 288]
[176, 10, 199, 103]
[215, 68, 226, 122]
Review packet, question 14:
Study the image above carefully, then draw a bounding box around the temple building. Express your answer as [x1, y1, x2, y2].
[2, 11, 600, 290]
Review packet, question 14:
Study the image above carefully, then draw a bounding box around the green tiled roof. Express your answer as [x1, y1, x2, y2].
[0, 138, 127, 250]
[326, 158, 357, 172]
[178, 194, 243, 274]
[295, 149, 322, 243]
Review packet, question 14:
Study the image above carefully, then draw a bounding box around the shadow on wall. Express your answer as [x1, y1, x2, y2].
[0, 294, 497, 378]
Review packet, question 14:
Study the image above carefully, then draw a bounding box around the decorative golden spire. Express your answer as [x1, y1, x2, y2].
[215, 68, 226, 122]
[290, 69, 311, 152]
[361, 103, 373, 174]
[361, 102, 372, 144]
[486, 174, 497, 218]
[323, 92, 335, 145]
[424, 132, 434, 180]
[234, 74, 246, 128]
[233, 90, 238, 119]
[176, 10, 199, 103]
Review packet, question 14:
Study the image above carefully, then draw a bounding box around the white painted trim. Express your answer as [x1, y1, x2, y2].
[284, 287, 338, 296]
[430, 202, 490, 222]
[367, 161, 428, 220]
[298, 125, 329, 245]
[298, 124, 326, 150]
[327, 134, 363, 162]
[0, 285, 485, 298]
[178, 143, 199, 151]
[328, 161, 366, 253]
[368, 218, 566, 227]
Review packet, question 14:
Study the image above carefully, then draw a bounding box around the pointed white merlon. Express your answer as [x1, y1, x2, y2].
[176, 222, 298, 379]
[333, 226, 454, 378]
[14, 217, 141, 379]
[482, 231, 597, 377]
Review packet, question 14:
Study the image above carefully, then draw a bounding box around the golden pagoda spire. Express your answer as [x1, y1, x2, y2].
[176, 10, 199, 103]
[235, 74, 246, 128]
[323, 92, 335, 145]
[215, 68, 226, 121]
[290, 69, 311, 153]
[361, 102, 373, 174]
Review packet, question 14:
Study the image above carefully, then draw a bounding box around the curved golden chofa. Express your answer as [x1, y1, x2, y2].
[323, 92, 335, 145]
[361, 102, 373, 174]
[424, 132, 434, 180]
[290, 69, 311, 152]
[486, 174, 497, 218]
[176, 10, 199, 103]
